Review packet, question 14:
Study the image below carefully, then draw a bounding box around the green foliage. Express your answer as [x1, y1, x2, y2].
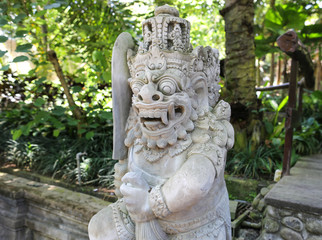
[1, 0, 321, 186]
[2, 126, 116, 187]
[0, 0, 133, 141]
[130, 0, 226, 54]
[227, 141, 283, 179]
[227, 89, 321, 179]
[254, 1, 321, 58]
[264, 5, 306, 34]
[293, 91, 322, 155]
[293, 117, 321, 155]
[173, 1, 225, 51]
[0, 67, 115, 187]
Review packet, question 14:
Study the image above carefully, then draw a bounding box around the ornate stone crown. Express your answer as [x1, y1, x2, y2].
[127, 4, 221, 108]
[141, 5, 192, 53]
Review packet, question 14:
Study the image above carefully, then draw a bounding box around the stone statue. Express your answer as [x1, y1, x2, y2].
[88, 5, 234, 240]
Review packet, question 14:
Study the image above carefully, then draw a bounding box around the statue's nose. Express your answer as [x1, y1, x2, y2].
[138, 83, 163, 103]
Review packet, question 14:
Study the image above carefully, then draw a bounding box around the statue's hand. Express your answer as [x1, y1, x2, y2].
[120, 172, 154, 222]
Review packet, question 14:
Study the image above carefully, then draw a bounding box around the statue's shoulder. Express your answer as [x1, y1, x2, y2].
[187, 100, 234, 174]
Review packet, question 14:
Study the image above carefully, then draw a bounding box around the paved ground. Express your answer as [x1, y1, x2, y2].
[265, 154, 322, 214]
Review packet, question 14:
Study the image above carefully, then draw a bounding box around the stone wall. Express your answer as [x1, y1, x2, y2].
[260, 205, 322, 240]
[0, 172, 110, 240]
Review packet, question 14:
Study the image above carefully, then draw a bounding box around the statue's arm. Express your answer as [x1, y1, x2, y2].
[155, 155, 216, 214]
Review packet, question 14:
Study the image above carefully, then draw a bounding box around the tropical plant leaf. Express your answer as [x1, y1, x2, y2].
[86, 131, 95, 139]
[0, 36, 8, 43]
[0, 64, 9, 71]
[15, 30, 29, 38]
[13, 13, 27, 23]
[100, 111, 112, 120]
[53, 129, 61, 137]
[277, 96, 289, 112]
[44, 3, 61, 9]
[0, 50, 7, 57]
[0, 17, 8, 26]
[71, 86, 83, 93]
[52, 106, 66, 116]
[13, 56, 29, 62]
[269, 99, 278, 111]
[12, 129, 22, 140]
[16, 43, 33, 52]
[34, 98, 45, 107]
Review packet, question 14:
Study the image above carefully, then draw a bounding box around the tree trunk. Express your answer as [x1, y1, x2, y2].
[220, 0, 257, 110]
[40, 16, 83, 121]
[47, 50, 83, 121]
[220, 0, 259, 150]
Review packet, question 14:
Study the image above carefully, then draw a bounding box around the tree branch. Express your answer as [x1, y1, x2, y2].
[47, 50, 83, 120]
[39, 12, 83, 120]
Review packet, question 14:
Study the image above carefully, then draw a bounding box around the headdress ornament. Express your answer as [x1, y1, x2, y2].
[127, 5, 221, 107]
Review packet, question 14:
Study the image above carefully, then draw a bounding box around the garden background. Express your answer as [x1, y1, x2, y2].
[0, 0, 321, 199]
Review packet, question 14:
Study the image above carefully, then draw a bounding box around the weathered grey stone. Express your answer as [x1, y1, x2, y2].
[0, 172, 110, 240]
[279, 209, 294, 217]
[260, 187, 270, 197]
[249, 210, 263, 221]
[267, 184, 275, 190]
[306, 219, 322, 235]
[302, 212, 321, 222]
[89, 4, 234, 240]
[266, 205, 280, 219]
[263, 217, 280, 233]
[297, 212, 304, 221]
[225, 176, 259, 201]
[237, 228, 259, 240]
[307, 236, 322, 240]
[258, 198, 266, 212]
[281, 216, 303, 232]
[280, 228, 303, 240]
[257, 231, 281, 240]
[252, 194, 261, 208]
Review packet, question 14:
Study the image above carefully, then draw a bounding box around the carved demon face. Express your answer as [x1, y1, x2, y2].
[130, 68, 195, 148]
[128, 43, 216, 148]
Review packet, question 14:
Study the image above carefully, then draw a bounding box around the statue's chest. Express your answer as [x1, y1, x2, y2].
[128, 144, 187, 180]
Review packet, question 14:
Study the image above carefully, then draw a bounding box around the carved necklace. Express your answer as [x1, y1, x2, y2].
[134, 135, 192, 163]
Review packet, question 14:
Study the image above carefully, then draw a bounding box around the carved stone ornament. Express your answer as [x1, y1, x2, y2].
[88, 5, 234, 240]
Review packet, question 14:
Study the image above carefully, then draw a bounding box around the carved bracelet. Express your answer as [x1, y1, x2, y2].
[149, 185, 171, 218]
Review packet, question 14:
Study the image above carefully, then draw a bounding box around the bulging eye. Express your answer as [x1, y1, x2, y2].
[159, 79, 176, 95]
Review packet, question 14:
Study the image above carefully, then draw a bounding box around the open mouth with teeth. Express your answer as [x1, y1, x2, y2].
[135, 102, 185, 133]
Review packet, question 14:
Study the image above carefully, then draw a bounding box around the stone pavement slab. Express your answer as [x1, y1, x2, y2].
[265, 154, 322, 214]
